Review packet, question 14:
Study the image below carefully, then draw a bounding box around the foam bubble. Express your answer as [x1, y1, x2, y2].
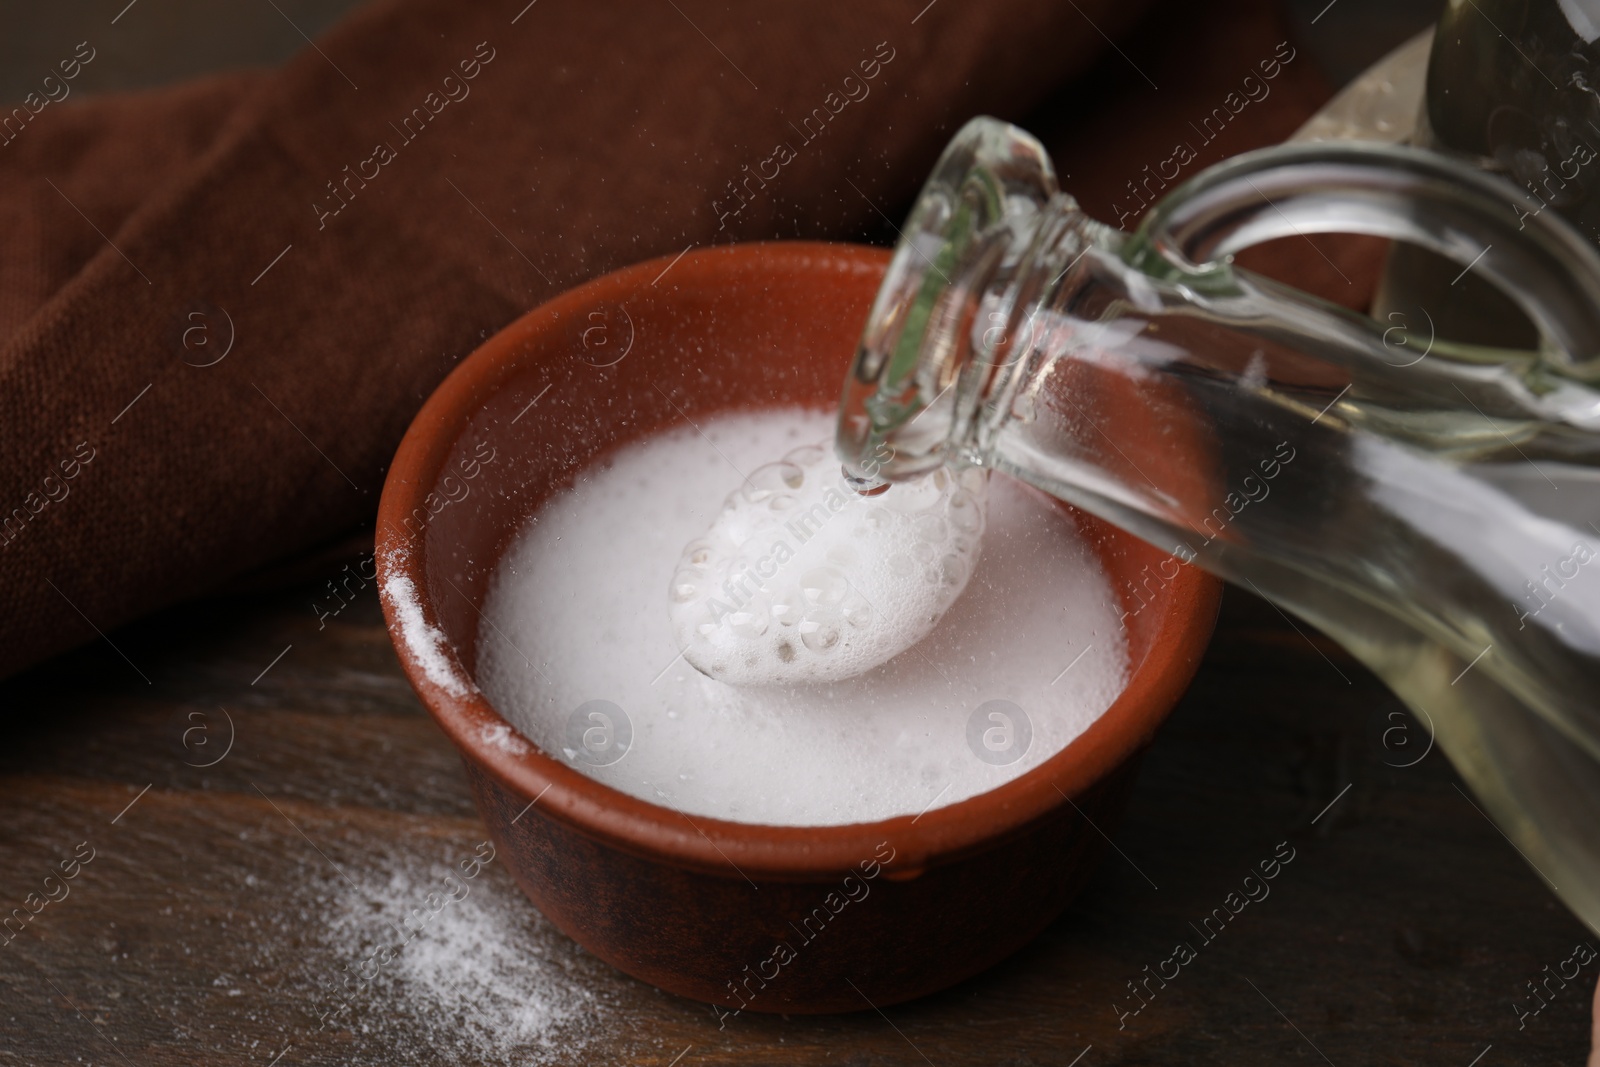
[476, 408, 1130, 827]
[667, 442, 987, 685]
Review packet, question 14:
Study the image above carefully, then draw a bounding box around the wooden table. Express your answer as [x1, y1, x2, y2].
[0, 565, 1590, 1065]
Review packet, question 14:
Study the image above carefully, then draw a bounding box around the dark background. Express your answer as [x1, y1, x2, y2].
[0, 0, 1441, 103]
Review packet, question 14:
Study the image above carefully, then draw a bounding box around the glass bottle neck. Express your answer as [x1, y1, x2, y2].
[837, 118, 1103, 483]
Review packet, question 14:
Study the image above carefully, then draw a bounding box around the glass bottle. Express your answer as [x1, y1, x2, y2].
[838, 117, 1600, 933]
[1376, 0, 1600, 348]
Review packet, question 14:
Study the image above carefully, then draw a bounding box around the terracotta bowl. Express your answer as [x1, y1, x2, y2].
[376, 241, 1220, 1015]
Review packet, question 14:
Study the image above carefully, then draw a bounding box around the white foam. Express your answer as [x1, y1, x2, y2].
[668, 442, 987, 685]
[477, 408, 1129, 827]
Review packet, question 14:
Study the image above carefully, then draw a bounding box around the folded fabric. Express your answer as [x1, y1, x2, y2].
[0, 71, 264, 342]
[0, 0, 1164, 680]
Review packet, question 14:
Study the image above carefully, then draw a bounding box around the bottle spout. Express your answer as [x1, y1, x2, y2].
[842, 464, 890, 496]
[834, 116, 1077, 484]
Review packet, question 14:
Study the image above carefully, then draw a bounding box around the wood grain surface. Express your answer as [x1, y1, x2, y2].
[0, 554, 1590, 1066]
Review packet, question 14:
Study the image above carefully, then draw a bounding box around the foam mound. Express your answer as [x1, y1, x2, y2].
[667, 441, 987, 685]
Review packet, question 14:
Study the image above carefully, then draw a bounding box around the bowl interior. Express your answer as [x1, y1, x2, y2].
[377, 241, 1220, 875]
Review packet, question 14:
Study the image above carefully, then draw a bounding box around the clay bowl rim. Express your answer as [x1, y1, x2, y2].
[376, 239, 1220, 881]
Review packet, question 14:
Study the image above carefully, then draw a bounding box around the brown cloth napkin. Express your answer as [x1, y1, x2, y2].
[0, 0, 1367, 683]
[0, 0, 1159, 681]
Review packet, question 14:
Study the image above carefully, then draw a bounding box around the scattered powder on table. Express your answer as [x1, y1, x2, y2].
[314, 857, 603, 1064]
